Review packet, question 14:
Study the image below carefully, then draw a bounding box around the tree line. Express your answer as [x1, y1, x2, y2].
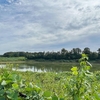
[2, 47, 100, 61]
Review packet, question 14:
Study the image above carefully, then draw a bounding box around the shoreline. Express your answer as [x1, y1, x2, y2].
[0, 61, 26, 64]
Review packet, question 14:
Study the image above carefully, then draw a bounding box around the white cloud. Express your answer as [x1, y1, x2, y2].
[0, 0, 100, 54]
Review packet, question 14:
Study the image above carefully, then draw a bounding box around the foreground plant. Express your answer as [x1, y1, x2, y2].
[66, 54, 100, 100]
[0, 66, 63, 100]
[0, 68, 43, 100]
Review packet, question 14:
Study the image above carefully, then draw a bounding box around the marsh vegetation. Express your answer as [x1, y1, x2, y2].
[0, 54, 100, 99]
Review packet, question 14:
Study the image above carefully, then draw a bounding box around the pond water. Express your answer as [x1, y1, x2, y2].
[0, 62, 76, 72]
[12, 63, 74, 72]
[0, 62, 100, 72]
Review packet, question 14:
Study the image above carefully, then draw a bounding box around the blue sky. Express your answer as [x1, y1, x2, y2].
[0, 0, 100, 54]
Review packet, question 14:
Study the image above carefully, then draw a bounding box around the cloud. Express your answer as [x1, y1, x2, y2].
[0, 0, 100, 54]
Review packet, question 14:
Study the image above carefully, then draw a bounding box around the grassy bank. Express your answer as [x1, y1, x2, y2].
[0, 57, 26, 63]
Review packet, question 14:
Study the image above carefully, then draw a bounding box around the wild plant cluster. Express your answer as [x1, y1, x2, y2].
[0, 54, 100, 100]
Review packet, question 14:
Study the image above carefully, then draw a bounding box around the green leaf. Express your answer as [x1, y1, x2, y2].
[12, 83, 19, 90]
[11, 74, 21, 82]
[52, 95, 58, 100]
[0, 76, 2, 82]
[0, 89, 5, 96]
[7, 91, 18, 100]
[82, 54, 87, 57]
[60, 98, 64, 100]
[71, 67, 78, 71]
[43, 91, 52, 97]
[1, 80, 7, 86]
[71, 67, 78, 75]
[45, 97, 52, 100]
[33, 85, 41, 93]
[0, 97, 6, 100]
[73, 95, 80, 100]
[94, 93, 100, 100]
[86, 66, 90, 70]
[86, 61, 92, 67]
[25, 87, 33, 92]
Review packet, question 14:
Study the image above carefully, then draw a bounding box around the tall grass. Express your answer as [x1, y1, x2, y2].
[0, 57, 26, 62]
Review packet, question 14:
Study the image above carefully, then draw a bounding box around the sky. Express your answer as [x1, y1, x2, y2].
[0, 0, 100, 54]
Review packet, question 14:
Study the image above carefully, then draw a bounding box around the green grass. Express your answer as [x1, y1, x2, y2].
[1, 70, 99, 99]
[0, 69, 72, 98]
[0, 57, 26, 62]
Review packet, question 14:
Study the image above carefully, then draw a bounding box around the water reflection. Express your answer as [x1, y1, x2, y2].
[0, 62, 100, 72]
[12, 65, 46, 72]
[0, 64, 6, 68]
[0, 62, 73, 72]
[12, 64, 69, 72]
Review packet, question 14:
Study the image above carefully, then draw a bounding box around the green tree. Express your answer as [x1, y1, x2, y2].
[83, 47, 91, 55]
[89, 52, 98, 60]
[70, 48, 81, 59]
[97, 48, 100, 59]
[61, 48, 68, 59]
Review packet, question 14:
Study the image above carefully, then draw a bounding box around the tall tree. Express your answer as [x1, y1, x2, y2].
[83, 47, 91, 55]
[61, 48, 68, 59]
[97, 48, 100, 59]
[70, 48, 81, 59]
[89, 52, 98, 60]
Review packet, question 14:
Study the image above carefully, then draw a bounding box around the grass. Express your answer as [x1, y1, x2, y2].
[0, 57, 26, 63]
[0, 66, 68, 97]
[1, 69, 99, 99]
[5, 70, 71, 98]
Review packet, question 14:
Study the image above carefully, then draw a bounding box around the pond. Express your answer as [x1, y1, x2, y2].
[0, 62, 100, 72]
[12, 62, 76, 72]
